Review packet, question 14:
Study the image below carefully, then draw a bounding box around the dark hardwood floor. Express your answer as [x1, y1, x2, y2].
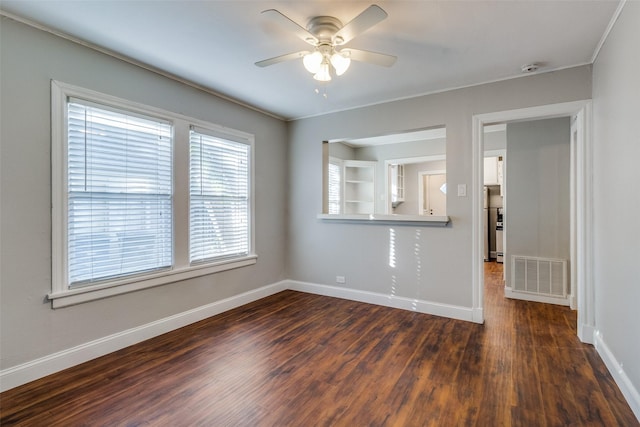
[1, 262, 638, 426]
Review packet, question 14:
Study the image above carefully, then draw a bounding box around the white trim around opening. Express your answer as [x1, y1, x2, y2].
[471, 100, 594, 343]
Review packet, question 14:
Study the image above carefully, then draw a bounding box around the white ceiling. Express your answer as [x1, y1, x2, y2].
[0, 1, 620, 121]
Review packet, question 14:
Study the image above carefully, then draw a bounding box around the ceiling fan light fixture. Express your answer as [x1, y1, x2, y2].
[330, 52, 351, 76]
[257, 6, 394, 82]
[303, 51, 323, 73]
[313, 62, 332, 81]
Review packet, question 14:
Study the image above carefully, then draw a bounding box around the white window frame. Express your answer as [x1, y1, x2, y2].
[51, 81, 256, 308]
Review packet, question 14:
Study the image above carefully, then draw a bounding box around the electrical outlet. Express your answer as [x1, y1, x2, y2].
[336, 276, 346, 284]
[457, 184, 467, 197]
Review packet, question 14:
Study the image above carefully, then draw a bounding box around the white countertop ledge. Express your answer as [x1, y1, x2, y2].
[317, 214, 450, 225]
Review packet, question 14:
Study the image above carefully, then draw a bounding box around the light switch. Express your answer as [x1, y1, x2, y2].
[457, 184, 467, 197]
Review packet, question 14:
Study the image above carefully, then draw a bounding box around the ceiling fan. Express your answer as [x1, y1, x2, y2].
[255, 5, 396, 82]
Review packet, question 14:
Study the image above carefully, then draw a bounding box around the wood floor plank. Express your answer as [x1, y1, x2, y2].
[475, 344, 513, 425]
[1, 264, 638, 426]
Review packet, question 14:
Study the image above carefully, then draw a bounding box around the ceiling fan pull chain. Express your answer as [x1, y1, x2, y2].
[314, 86, 329, 99]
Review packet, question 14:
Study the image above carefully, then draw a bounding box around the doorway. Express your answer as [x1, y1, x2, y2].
[419, 172, 446, 216]
[471, 101, 594, 344]
[486, 119, 571, 304]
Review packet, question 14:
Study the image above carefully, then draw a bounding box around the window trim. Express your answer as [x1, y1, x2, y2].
[50, 81, 256, 308]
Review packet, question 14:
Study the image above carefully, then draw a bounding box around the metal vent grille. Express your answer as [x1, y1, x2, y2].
[512, 256, 567, 298]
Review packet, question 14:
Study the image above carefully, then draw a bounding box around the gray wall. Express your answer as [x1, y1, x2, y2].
[0, 17, 288, 369]
[328, 142, 355, 161]
[504, 118, 571, 288]
[592, 1, 640, 404]
[357, 138, 446, 161]
[288, 65, 591, 307]
[484, 129, 506, 151]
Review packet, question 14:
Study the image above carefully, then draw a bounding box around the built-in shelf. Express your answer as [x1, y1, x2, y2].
[343, 160, 376, 214]
[317, 213, 450, 226]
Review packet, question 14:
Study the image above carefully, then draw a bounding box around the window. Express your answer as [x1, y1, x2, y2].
[189, 128, 250, 263]
[328, 158, 342, 214]
[51, 81, 256, 308]
[66, 99, 173, 286]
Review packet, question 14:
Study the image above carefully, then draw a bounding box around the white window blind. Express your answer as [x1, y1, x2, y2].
[189, 128, 250, 263]
[67, 99, 173, 286]
[328, 160, 342, 214]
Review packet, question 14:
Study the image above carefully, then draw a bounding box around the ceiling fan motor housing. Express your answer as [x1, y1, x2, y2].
[307, 16, 344, 44]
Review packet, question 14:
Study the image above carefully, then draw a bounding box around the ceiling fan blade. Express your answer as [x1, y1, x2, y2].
[341, 48, 397, 67]
[262, 9, 318, 46]
[255, 51, 309, 68]
[333, 5, 388, 45]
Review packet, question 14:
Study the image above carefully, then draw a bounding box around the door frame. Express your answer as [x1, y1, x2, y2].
[471, 100, 594, 344]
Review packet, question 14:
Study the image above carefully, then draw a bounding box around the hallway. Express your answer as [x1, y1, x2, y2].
[482, 260, 636, 425]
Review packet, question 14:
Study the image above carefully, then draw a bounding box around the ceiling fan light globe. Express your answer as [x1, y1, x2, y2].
[331, 53, 351, 76]
[303, 51, 323, 73]
[313, 63, 332, 81]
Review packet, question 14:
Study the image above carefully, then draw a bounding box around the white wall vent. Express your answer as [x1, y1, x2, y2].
[511, 256, 567, 298]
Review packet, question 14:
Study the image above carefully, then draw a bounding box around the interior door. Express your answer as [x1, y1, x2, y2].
[422, 173, 446, 216]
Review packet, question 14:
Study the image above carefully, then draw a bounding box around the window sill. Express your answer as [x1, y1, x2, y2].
[317, 214, 450, 226]
[48, 255, 258, 308]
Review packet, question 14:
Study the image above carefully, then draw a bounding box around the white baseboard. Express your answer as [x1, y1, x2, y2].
[286, 280, 476, 323]
[472, 307, 485, 324]
[504, 286, 570, 306]
[578, 322, 596, 345]
[0, 281, 289, 393]
[594, 330, 640, 421]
